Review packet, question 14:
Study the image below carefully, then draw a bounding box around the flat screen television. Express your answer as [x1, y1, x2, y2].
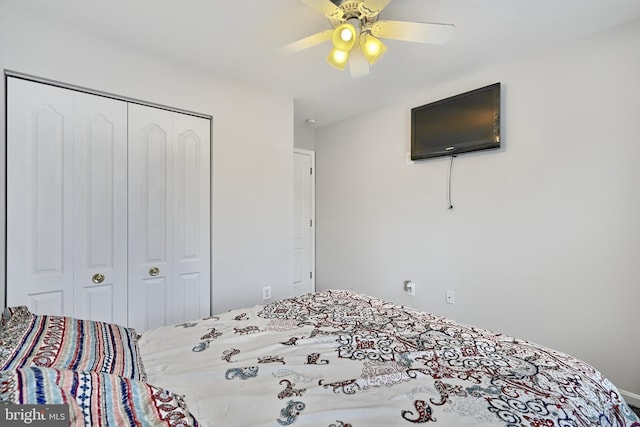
[411, 83, 501, 160]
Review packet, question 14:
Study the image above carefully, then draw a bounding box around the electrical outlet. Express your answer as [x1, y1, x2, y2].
[262, 286, 272, 300]
[404, 280, 415, 296]
[445, 290, 455, 304]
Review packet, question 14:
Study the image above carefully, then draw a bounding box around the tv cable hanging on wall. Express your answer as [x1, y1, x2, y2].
[448, 155, 456, 210]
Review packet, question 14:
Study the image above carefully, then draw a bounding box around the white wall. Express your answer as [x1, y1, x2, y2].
[0, 5, 294, 314]
[315, 19, 640, 399]
[294, 120, 316, 151]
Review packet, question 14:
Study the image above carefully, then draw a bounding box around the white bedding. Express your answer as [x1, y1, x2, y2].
[139, 290, 639, 427]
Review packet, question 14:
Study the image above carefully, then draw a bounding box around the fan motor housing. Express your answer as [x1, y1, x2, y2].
[329, 0, 380, 29]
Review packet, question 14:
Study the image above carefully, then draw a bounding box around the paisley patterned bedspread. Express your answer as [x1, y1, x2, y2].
[139, 290, 639, 427]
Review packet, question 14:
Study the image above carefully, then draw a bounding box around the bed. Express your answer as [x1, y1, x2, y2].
[1, 290, 638, 426]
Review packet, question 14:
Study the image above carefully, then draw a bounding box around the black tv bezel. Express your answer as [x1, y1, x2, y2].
[410, 82, 501, 161]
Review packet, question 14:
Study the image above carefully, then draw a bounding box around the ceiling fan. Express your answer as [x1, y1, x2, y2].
[272, 0, 455, 78]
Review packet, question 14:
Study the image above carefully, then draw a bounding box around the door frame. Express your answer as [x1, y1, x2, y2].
[294, 148, 316, 294]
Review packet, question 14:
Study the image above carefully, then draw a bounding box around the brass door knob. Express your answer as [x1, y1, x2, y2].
[149, 267, 160, 277]
[92, 273, 105, 284]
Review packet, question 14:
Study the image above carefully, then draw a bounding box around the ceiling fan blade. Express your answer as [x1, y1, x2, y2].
[371, 20, 455, 45]
[363, 0, 393, 13]
[270, 30, 333, 56]
[349, 49, 370, 78]
[300, 0, 344, 19]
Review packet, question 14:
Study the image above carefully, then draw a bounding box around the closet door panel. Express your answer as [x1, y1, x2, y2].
[73, 93, 128, 324]
[7, 78, 74, 315]
[82, 286, 115, 321]
[172, 114, 211, 323]
[144, 124, 169, 262]
[143, 277, 169, 329]
[128, 104, 174, 332]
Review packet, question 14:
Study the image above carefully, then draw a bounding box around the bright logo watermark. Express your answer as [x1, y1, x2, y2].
[1, 405, 68, 426]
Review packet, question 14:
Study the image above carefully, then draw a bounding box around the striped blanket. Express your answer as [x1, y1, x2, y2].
[0, 307, 199, 426]
[0, 367, 199, 426]
[0, 306, 144, 381]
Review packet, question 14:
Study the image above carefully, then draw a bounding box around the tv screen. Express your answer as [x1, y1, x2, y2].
[411, 83, 501, 160]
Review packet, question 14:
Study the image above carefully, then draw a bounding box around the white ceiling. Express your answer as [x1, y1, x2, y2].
[4, 0, 640, 126]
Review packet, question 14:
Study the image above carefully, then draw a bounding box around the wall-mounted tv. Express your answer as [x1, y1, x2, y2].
[411, 83, 501, 160]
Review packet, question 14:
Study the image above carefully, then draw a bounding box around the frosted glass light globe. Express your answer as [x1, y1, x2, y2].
[340, 28, 353, 42]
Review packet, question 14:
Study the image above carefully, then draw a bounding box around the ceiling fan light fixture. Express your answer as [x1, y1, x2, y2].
[331, 23, 357, 52]
[360, 32, 387, 65]
[276, 1, 456, 77]
[327, 48, 350, 70]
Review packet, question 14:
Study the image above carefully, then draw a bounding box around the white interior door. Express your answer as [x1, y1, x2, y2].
[73, 92, 128, 324]
[128, 104, 174, 331]
[7, 78, 75, 315]
[293, 149, 315, 295]
[7, 78, 129, 321]
[171, 113, 211, 324]
[128, 104, 211, 332]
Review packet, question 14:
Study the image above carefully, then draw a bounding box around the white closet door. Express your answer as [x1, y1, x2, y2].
[8, 78, 210, 329]
[7, 78, 75, 315]
[128, 105, 210, 332]
[172, 113, 211, 324]
[73, 93, 128, 324]
[128, 104, 174, 332]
